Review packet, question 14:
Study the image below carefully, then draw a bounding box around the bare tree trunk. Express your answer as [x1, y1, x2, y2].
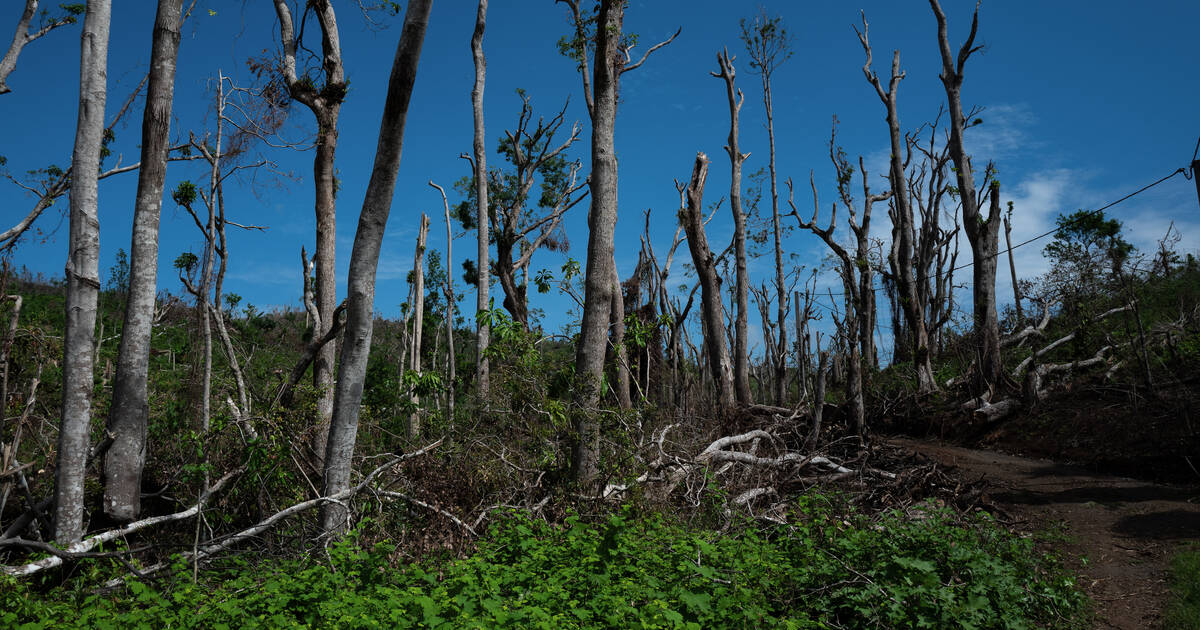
[808, 344, 828, 450]
[713, 50, 751, 405]
[571, 0, 624, 485]
[794, 289, 806, 401]
[469, 0, 490, 401]
[1003, 208, 1023, 322]
[610, 261, 632, 409]
[680, 154, 735, 407]
[272, 0, 347, 468]
[930, 0, 1002, 387]
[54, 0, 110, 544]
[431, 181, 456, 424]
[407, 213, 429, 438]
[844, 299, 865, 439]
[767, 86, 787, 405]
[856, 16, 937, 393]
[320, 0, 430, 535]
[103, 0, 182, 523]
[742, 10, 792, 406]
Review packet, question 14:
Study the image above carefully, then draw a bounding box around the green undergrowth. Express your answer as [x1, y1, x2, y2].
[1167, 546, 1200, 630]
[3, 497, 1086, 629]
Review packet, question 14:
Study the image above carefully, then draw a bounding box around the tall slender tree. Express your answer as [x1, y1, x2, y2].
[320, 0, 431, 535]
[855, 13, 937, 394]
[712, 49, 751, 405]
[469, 0, 491, 400]
[569, 0, 622, 484]
[271, 0, 346, 463]
[54, 0, 111, 544]
[929, 0, 1003, 388]
[679, 153, 734, 407]
[558, 0, 677, 483]
[740, 10, 792, 406]
[103, 0, 184, 522]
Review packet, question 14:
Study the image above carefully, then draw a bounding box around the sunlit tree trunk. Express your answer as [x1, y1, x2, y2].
[571, 0, 623, 485]
[680, 154, 735, 407]
[469, 0, 490, 401]
[104, 0, 182, 522]
[930, 0, 1002, 387]
[55, 0, 111, 544]
[713, 49, 751, 405]
[856, 16, 937, 393]
[407, 213, 429, 438]
[321, 0, 431, 535]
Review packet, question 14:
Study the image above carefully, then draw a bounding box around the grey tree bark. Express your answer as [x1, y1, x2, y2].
[610, 260, 633, 409]
[469, 0, 490, 401]
[54, 0, 111, 544]
[930, 0, 1003, 387]
[569, 0, 622, 486]
[679, 154, 735, 408]
[712, 49, 751, 405]
[1003, 206, 1023, 322]
[856, 15, 937, 393]
[272, 0, 345, 465]
[320, 0, 431, 535]
[789, 164, 874, 439]
[407, 213, 429, 438]
[559, 0, 676, 484]
[430, 181, 456, 423]
[103, 0, 183, 523]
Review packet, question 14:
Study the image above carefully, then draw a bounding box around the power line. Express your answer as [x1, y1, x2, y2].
[805, 165, 1189, 303]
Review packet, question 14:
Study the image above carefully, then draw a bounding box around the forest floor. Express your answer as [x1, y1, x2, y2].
[890, 437, 1200, 630]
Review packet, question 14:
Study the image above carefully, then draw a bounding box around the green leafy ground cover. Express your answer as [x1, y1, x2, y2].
[3, 498, 1086, 629]
[1167, 546, 1200, 630]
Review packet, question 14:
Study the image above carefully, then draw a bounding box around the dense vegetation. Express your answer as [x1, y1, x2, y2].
[5, 502, 1085, 629]
[2, 0, 1197, 626]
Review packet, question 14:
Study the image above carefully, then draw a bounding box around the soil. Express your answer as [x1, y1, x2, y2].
[890, 437, 1200, 630]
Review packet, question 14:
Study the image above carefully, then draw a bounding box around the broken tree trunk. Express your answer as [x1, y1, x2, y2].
[679, 153, 735, 408]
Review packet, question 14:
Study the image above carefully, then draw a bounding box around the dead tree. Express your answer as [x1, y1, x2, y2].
[712, 49, 752, 405]
[104, 0, 184, 523]
[930, 0, 1003, 388]
[1, 81, 197, 254]
[406, 213, 429, 438]
[321, 0, 430, 535]
[905, 114, 962, 358]
[468, 0, 490, 400]
[640, 207, 697, 407]
[271, 0, 348, 464]
[174, 75, 268, 455]
[856, 14, 936, 393]
[54, 0, 111, 544]
[430, 181, 456, 423]
[679, 153, 735, 407]
[0, 1, 81, 95]
[1003, 202, 1023, 322]
[787, 156, 883, 440]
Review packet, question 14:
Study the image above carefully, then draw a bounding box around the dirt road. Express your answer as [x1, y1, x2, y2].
[892, 438, 1200, 629]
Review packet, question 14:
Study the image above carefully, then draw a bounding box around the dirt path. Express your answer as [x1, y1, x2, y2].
[891, 438, 1200, 629]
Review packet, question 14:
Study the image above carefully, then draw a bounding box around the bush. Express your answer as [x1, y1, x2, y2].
[2, 498, 1086, 629]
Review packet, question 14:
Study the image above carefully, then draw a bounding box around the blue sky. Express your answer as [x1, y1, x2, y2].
[4, 1, 1199, 358]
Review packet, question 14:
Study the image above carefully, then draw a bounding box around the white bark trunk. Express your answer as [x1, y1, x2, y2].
[54, 0, 111, 544]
